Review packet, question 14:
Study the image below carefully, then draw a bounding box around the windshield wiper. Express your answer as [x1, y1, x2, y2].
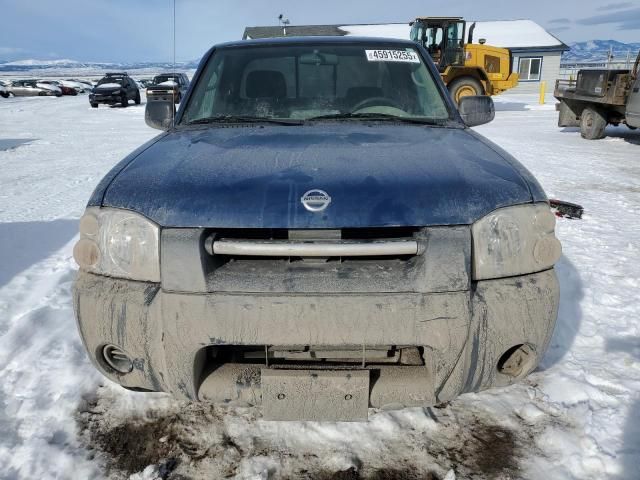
[306, 112, 448, 125]
[186, 115, 303, 126]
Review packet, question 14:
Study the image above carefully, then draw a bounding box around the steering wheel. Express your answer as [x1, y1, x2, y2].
[352, 96, 403, 113]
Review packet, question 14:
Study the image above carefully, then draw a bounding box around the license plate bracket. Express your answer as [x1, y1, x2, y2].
[261, 369, 369, 421]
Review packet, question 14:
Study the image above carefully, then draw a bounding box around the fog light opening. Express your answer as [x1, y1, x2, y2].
[497, 344, 535, 378]
[102, 344, 133, 374]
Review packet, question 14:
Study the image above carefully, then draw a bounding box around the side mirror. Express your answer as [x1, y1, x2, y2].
[458, 95, 495, 127]
[145, 98, 175, 131]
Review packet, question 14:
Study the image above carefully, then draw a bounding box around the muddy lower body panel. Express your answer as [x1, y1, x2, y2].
[73, 269, 559, 420]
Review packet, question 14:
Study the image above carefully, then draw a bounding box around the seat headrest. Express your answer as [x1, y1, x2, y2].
[246, 70, 287, 99]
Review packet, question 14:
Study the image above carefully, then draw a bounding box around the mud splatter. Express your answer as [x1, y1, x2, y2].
[76, 385, 562, 479]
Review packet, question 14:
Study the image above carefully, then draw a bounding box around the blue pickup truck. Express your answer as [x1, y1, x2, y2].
[73, 37, 561, 421]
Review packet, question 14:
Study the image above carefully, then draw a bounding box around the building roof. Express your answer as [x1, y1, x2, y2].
[244, 25, 344, 39]
[244, 19, 569, 52]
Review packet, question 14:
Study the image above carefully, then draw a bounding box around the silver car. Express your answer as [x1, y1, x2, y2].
[5, 79, 62, 97]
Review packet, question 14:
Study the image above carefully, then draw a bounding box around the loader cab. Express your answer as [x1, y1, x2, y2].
[410, 17, 466, 71]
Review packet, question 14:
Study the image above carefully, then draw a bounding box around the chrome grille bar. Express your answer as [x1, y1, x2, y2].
[208, 238, 419, 257]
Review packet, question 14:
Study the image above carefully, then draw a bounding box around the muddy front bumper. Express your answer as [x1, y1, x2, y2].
[73, 267, 559, 415]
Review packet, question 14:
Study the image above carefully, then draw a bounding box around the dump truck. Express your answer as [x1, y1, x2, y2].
[554, 50, 640, 139]
[410, 17, 519, 103]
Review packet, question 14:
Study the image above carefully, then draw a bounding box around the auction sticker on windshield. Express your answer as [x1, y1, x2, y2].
[365, 49, 420, 63]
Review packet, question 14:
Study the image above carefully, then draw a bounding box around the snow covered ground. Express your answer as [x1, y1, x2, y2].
[0, 93, 638, 479]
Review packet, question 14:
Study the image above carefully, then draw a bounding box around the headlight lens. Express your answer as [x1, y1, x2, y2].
[73, 207, 160, 282]
[472, 203, 561, 280]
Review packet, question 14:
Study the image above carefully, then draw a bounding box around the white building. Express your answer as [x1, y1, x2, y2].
[244, 20, 569, 94]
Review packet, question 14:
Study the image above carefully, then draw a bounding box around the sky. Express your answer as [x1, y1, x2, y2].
[0, 0, 639, 63]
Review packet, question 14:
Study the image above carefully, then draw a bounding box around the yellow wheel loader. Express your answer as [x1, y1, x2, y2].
[410, 17, 519, 103]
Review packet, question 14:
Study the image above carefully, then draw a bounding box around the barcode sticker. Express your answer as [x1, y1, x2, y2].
[365, 49, 420, 63]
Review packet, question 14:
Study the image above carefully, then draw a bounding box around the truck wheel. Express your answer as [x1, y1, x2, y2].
[580, 107, 607, 139]
[135, 91, 141, 105]
[90, 102, 98, 108]
[121, 93, 128, 108]
[448, 77, 484, 104]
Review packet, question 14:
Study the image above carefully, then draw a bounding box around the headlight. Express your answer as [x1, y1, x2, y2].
[112, 90, 120, 95]
[73, 207, 160, 282]
[472, 203, 561, 280]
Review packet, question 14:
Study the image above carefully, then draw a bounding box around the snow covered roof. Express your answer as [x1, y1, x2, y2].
[467, 20, 568, 50]
[244, 20, 569, 52]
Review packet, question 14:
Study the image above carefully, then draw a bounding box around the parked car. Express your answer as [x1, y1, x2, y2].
[60, 79, 90, 93]
[146, 72, 189, 103]
[38, 80, 78, 96]
[73, 37, 561, 421]
[138, 78, 154, 88]
[5, 79, 62, 97]
[89, 72, 140, 108]
[69, 79, 96, 90]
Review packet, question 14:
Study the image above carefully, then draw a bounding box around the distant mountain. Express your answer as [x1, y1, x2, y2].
[1, 58, 85, 67]
[563, 40, 640, 63]
[0, 58, 201, 73]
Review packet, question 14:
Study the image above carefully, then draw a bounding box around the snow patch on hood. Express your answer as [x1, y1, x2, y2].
[157, 80, 178, 86]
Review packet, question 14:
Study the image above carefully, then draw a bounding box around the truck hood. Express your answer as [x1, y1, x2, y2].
[98, 124, 545, 228]
[147, 83, 178, 91]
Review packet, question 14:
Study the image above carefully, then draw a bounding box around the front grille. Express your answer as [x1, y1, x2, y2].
[203, 227, 425, 293]
[159, 225, 471, 294]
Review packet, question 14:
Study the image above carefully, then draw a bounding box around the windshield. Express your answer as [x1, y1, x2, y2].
[98, 77, 123, 86]
[180, 44, 450, 124]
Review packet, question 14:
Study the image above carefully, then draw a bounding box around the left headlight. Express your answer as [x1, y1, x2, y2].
[73, 207, 160, 282]
[472, 203, 561, 281]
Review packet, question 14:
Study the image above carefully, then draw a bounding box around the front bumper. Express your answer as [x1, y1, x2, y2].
[73, 268, 559, 410]
[89, 93, 121, 104]
[146, 88, 180, 103]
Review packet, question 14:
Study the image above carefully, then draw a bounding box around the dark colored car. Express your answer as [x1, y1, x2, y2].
[146, 72, 190, 103]
[73, 37, 561, 421]
[89, 72, 140, 108]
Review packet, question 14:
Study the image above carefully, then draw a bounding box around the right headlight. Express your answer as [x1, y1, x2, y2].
[472, 203, 561, 280]
[73, 207, 160, 282]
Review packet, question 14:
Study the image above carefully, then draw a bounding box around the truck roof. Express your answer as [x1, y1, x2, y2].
[221, 35, 417, 49]
[414, 17, 464, 21]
